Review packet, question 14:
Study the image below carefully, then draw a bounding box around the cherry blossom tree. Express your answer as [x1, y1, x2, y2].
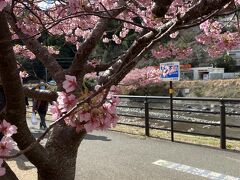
[0, 0, 239, 179]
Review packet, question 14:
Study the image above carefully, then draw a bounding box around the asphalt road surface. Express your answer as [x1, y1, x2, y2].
[76, 131, 240, 180]
[27, 120, 240, 180]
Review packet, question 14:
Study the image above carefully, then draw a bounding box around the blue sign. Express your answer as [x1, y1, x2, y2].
[160, 62, 180, 81]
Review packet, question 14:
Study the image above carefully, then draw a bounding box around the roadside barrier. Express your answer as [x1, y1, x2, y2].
[115, 95, 240, 149]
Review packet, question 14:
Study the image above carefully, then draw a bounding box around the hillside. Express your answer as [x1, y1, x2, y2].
[120, 79, 240, 98]
[174, 79, 240, 98]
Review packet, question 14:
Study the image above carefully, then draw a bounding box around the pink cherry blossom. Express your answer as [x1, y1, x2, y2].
[57, 92, 77, 111]
[87, 59, 100, 68]
[64, 117, 84, 133]
[151, 43, 192, 60]
[119, 28, 129, 38]
[0, 137, 16, 156]
[75, 28, 82, 37]
[84, 118, 100, 132]
[110, 85, 120, 94]
[101, 113, 118, 130]
[78, 111, 91, 122]
[170, 31, 179, 38]
[49, 102, 61, 120]
[62, 75, 77, 93]
[235, 0, 240, 5]
[94, 85, 101, 91]
[111, 96, 120, 106]
[69, 0, 81, 13]
[121, 66, 162, 86]
[103, 37, 110, 43]
[52, 85, 120, 133]
[197, 20, 240, 58]
[0, 0, 7, 12]
[19, 71, 29, 79]
[0, 120, 17, 137]
[13, 45, 36, 60]
[112, 35, 122, 44]
[103, 103, 116, 114]
[47, 46, 59, 55]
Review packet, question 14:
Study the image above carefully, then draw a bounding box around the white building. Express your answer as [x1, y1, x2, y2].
[189, 67, 224, 80]
[228, 50, 240, 67]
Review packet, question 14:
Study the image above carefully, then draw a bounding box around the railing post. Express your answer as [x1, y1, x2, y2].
[220, 99, 226, 149]
[170, 81, 174, 142]
[144, 97, 150, 137]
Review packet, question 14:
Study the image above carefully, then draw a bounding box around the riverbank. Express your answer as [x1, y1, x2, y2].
[120, 79, 240, 98]
[175, 79, 240, 98]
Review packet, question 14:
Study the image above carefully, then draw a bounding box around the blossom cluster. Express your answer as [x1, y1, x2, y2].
[0, 0, 10, 12]
[196, 20, 240, 57]
[87, 59, 101, 68]
[50, 75, 120, 133]
[0, 120, 17, 176]
[13, 45, 59, 60]
[120, 66, 162, 86]
[102, 28, 129, 44]
[13, 45, 36, 60]
[235, 0, 240, 5]
[6, 0, 238, 54]
[166, 0, 193, 19]
[151, 43, 192, 60]
[6, 0, 210, 50]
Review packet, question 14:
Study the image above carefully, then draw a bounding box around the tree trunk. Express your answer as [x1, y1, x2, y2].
[0, 11, 57, 177]
[38, 122, 86, 180]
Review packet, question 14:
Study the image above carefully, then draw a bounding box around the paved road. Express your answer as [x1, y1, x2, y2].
[75, 131, 240, 180]
[27, 120, 240, 180]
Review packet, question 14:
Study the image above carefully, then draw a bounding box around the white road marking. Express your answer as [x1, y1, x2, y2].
[152, 159, 240, 180]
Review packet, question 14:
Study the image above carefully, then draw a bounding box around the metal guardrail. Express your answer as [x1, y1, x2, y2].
[27, 96, 240, 149]
[116, 95, 240, 149]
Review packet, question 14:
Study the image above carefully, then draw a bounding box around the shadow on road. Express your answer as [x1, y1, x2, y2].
[31, 130, 45, 138]
[85, 134, 111, 141]
[7, 149, 35, 170]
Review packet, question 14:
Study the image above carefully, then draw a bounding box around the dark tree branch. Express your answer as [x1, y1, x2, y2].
[151, 0, 174, 18]
[68, 5, 126, 80]
[23, 86, 58, 101]
[180, 0, 233, 24]
[84, 61, 116, 74]
[5, 10, 66, 87]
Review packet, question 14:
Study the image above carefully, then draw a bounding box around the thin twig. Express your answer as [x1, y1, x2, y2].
[99, 2, 113, 17]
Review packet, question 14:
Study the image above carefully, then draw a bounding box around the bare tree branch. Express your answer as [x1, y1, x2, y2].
[67, 5, 126, 80]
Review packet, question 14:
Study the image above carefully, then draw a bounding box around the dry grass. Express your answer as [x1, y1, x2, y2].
[175, 79, 240, 97]
[111, 124, 240, 151]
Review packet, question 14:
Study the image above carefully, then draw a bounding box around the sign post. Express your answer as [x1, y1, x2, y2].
[160, 62, 180, 142]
